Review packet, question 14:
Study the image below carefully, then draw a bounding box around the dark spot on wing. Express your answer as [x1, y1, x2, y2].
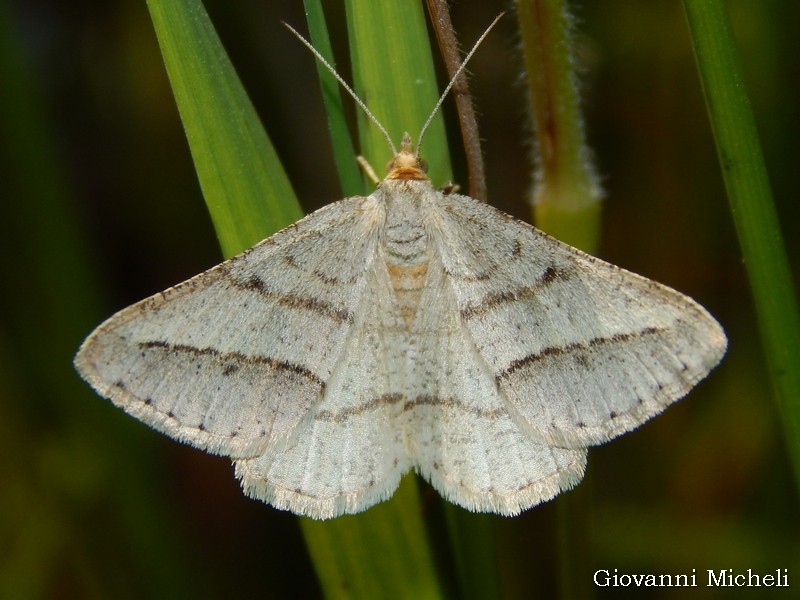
[222, 364, 240, 376]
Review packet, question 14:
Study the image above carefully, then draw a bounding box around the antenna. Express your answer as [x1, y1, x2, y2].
[283, 22, 397, 156]
[417, 13, 504, 157]
[285, 14, 503, 157]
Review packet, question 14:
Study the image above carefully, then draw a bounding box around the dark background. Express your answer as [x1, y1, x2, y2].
[2, 0, 798, 598]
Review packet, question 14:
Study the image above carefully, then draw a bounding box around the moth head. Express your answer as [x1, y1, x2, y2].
[385, 133, 429, 181]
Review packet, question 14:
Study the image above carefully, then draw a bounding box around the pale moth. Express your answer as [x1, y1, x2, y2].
[75, 20, 727, 519]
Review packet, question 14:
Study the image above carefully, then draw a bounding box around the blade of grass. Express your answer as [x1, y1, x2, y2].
[442, 506, 499, 600]
[302, 0, 363, 197]
[145, 0, 302, 259]
[345, 0, 452, 185]
[146, 0, 445, 596]
[298, 3, 446, 598]
[302, 480, 443, 599]
[682, 0, 800, 491]
[344, 5, 507, 598]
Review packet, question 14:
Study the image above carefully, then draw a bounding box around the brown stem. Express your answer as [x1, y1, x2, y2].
[425, 0, 488, 201]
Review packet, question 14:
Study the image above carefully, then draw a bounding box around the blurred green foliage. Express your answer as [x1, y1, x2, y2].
[1, 0, 797, 598]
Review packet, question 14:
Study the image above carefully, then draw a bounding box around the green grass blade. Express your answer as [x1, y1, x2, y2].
[302, 0, 363, 197]
[298, 3, 447, 598]
[145, 0, 302, 258]
[346, 0, 452, 185]
[682, 0, 800, 490]
[443, 506, 499, 600]
[147, 1, 445, 596]
[302, 481, 442, 599]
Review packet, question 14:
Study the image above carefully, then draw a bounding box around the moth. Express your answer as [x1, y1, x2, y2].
[75, 20, 726, 519]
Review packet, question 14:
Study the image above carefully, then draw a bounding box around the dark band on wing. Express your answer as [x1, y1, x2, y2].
[282, 252, 362, 286]
[314, 393, 404, 422]
[226, 272, 354, 324]
[314, 392, 506, 423]
[497, 326, 665, 381]
[403, 394, 506, 419]
[139, 340, 324, 388]
[460, 265, 572, 320]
